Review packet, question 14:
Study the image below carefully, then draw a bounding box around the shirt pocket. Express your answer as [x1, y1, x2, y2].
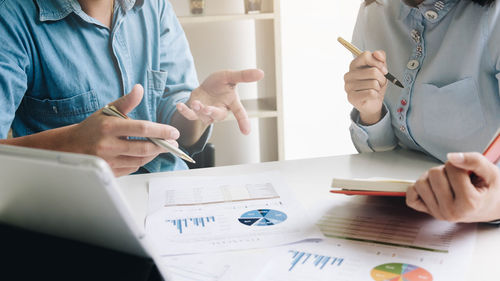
[146, 69, 168, 120]
[22, 90, 100, 131]
[419, 77, 485, 142]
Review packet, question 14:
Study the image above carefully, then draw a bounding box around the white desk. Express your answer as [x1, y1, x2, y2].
[118, 149, 500, 281]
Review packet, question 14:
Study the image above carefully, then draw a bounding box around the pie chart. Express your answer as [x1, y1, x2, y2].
[371, 263, 433, 281]
[238, 209, 287, 226]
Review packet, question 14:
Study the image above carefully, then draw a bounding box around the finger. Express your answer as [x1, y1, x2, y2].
[102, 118, 180, 140]
[447, 152, 497, 184]
[106, 139, 165, 157]
[406, 184, 431, 214]
[113, 167, 141, 177]
[345, 79, 382, 92]
[344, 68, 387, 88]
[198, 105, 227, 121]
[228, 99, 250, 135]
[444, 161, 480, 201]
[372, 50, 386, 63]
[225, 69, 265, 85]
[110, 84, 144, 115]
[350, 51, 388, 74]
[190, 100, 215, 124]
[427, 166, 455, 220]
[414, 176, 444, 220]
[108, 155, 158, 169]
[177, 103, 199, 121]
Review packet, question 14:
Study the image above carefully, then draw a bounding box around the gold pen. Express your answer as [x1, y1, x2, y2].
[337, 36, 404, 89]
[102, 105, 196, 164]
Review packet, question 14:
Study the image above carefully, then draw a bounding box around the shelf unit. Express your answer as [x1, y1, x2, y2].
[173, 0, 284, 166]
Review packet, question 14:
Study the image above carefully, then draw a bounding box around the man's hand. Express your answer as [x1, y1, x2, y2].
[406, 152, 500, 222]
[176, 69, 265, 136]
[67, 85, 180, 176]
[344, 51, 388, 125]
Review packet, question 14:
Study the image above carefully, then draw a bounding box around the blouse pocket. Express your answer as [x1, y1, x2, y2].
[22, 90, 100, 131]
[420, 77, 485, 142]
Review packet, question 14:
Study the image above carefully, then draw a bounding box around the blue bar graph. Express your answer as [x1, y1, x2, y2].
[288, 250, 344, 272]
[166, 216, 215, 234]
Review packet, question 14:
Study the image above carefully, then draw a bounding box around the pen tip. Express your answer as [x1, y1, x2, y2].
[395, 80, 405, 88]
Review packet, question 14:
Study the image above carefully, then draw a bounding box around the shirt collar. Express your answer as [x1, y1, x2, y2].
[35, 0, 144, 22]
[399, 0, 459, 24]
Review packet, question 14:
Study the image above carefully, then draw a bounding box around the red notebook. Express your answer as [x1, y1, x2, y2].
[330, 129, 500, 197]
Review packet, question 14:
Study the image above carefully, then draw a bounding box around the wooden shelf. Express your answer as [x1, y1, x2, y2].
[224, 98, 278, 121]
[178, 13, 275, 24]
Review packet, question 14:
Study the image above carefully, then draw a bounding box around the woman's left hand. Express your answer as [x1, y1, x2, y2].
[406, 152, 500, 222]
[177, 69, 264, 135]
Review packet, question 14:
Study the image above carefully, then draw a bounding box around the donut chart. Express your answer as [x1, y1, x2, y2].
[371, 263, 433, 281]
[238, 209, 287, 226]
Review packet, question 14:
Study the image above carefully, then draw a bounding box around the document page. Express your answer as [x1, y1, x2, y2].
[146, 172, 322, 255]
[256, 200, 476, 281]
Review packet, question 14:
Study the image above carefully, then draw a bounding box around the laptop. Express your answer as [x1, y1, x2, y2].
[0, 144, 171, 280]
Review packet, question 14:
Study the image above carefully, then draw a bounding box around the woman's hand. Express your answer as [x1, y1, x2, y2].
[344, 51, 388, 125]
[176, 69, 265, 135]
[406, 152, 500, 222]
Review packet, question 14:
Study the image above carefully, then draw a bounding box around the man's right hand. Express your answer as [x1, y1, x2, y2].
[66, 84, 180, 176]
[343, 50, 388, 125]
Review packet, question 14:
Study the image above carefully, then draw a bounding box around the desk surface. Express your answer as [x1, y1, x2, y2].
[118, 149, 500, 281]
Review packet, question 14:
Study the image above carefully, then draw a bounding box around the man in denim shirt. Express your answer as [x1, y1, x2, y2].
[0, 0, 263, 176]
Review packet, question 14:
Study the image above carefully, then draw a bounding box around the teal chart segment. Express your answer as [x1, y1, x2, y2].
[238, 209, 287, 226]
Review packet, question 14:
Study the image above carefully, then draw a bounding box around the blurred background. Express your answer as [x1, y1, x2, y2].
[169, 0, 361, 166]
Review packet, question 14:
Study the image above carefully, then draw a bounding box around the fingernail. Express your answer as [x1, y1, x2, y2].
[193, 104, 200, 111]
[382, 66, 388, 74]
[447, 152, 464, 164]
[170, 130, 180, 139]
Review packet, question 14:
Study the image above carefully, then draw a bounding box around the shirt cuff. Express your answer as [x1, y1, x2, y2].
[349, 104, 397, 152]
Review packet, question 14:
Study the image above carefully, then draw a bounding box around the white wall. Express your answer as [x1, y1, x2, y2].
[281, 1, 361, 160]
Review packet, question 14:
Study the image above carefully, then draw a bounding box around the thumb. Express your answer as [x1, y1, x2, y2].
[110, 84, 144, 115]
[372, 50, 386, 63]
[447, 152, 496, 183]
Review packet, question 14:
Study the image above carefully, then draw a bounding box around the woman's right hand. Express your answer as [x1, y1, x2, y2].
[344, 50, 388, 125]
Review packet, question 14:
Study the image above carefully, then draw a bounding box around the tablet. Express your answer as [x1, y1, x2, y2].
[0, 144, 170, 279]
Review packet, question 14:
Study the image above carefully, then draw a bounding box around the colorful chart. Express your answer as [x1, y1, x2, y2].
[371, 263, 433, 281]
[238, 209, 287, 226]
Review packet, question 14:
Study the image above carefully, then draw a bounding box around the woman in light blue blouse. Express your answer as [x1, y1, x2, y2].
[344, 0, 500, 222]
[0, 0, 263, 176]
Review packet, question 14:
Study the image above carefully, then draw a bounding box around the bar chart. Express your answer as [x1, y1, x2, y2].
[167, 216, 216, 234]
[288, 250, 344, 272]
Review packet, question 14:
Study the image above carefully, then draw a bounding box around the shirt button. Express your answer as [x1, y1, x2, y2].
[400, 126, 406, 132]
[407, 60, 420, 70]
[425, 10, 438, 20]
[401, 99, 407, 106]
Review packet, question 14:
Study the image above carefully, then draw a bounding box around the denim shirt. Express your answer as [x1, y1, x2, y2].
[349, 0, 500, 166]
[0, 0, 211, 172]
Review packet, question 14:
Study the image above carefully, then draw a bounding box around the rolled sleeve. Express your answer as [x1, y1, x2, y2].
[349, 104, 397, 152]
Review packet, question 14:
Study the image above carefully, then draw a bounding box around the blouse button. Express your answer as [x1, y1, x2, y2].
[407, 60, 420, 70]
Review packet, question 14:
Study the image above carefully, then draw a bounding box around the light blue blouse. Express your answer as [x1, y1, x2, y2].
[349, 0, 500, 164]
[0, 0, 210, 172]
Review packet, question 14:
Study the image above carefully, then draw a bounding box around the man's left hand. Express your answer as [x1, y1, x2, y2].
[176, 69, 265, 135]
